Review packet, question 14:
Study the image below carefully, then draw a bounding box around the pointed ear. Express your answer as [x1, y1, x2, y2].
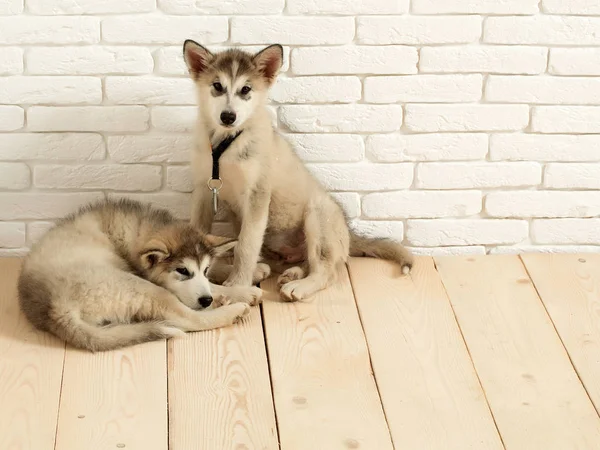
[253, 44, 283, 85]
[183, 39, 213, 79]
[140, 239, 169, 269]
[205, 234, 238, 257]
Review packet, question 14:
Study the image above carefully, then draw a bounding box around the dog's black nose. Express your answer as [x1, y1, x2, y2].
[220, 111, 236, 125]
[197, 296, 213, 308]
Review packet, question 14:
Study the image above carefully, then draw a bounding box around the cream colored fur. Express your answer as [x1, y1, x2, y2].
[184, 42, 413, 302]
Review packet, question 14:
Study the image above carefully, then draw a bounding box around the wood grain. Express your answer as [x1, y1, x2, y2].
[168, 307, 278, 449]
[0, 258, 66, 450]
[261, 267, 393, 450]
[435, 255, 600, 450]
[54, 340, 168, 450]
[348, 257, 503, 450]
[522, 253, 600, 415]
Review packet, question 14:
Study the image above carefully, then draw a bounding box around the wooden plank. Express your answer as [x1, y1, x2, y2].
[262, 267, 393, 450]
[168, 307, 278, 449]
[522, 253, 600, 414]
[435, 255, 600, 450]
[0, 258, 66, 450]
[54, 340, 168, 450]
[348, 257, 504, 450]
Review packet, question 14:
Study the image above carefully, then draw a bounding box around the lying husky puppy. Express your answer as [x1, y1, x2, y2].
[18, 199, 265, 352]
[183, 41, 414, 302]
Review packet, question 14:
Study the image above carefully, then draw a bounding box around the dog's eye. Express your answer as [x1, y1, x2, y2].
[213, 82, 224, 92]
[175, 267, 191, 277]
[240, 86, 251, 95]
[204, 266, 209, 276]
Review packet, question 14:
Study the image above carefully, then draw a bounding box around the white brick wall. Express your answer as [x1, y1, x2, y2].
[0, 1, 599, 254]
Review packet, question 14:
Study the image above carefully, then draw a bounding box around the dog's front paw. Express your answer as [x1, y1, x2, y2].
[230, 303, 251, 323]
[252, 263, 271, 284]
[277, 266, 306, 287]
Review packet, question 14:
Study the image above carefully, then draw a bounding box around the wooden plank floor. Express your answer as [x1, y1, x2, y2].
[2, 254, 600, 449]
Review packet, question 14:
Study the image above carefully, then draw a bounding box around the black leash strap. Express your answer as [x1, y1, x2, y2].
[207, 130, 243, 216]
[211, 130, 243, 180]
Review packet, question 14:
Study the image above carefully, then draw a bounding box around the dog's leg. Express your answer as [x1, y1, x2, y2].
[208, 258, 271, 285]
[279, 202, 348, 302]
[224, 187, 270, 287]
[191, 185, 214, 233]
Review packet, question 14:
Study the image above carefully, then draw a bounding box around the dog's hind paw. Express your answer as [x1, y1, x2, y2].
[277, 266, 306, 287]
[252, 263, 271, 284]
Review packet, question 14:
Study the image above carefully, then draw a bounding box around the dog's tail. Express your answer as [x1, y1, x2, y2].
[349, 230, 414, 274]
[52, 311, 185, 352]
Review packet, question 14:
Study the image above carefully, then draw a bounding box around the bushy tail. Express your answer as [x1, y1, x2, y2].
[52, 311, 184, 352]
[349, 230, 414, 274]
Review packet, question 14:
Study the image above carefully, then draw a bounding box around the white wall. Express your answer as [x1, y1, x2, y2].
[1, 0, 600, 256]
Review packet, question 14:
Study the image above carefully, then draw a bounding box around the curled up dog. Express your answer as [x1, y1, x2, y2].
[18, 199, 268, 352]
[183, 41, 414, 302]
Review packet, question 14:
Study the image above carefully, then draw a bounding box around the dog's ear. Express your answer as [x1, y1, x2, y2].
[140, 239, 169, 269]
[183, 40, 213, 78]
[205, 234, 238, 257]
[253, 44, 283, 85]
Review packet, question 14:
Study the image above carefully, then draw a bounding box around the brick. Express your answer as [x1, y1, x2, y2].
[486, 76, 600, 105]
[0, 223, 25, 248]
[166, 166, 192, 193]
[102, 16, 227, 44]
[544, 164, 600, 189]
[151, 106, 196, 132]
[307, 163, 413, 191]
[0, 48, 22, 74]
[420, 46, 547, 75]
[271, 76, 361, 104]
[0, 133, 104, 161]
[0, 163, 30, 190]
[410, 246, 487, 256]
[406, 220, 528, 246]
[108, 135, 192, 163]
[292, 46, 417, 75]
[485, 16, 600, 45]
[280, 105, 402, 133]
[542, 0, 600, 14]
[284, 134, 364, 162]
[106, 77, 195, 105]
[331, 193, 360, 218]
[231, 17, 354, 45]
[532, 106, 600, 134]
[0, 106, 23, 131]
[532, 219, 600, 244]
[549, 49, 600, 76]
[109, 193, 191, 219]
[350, 220, 404, 242]
[28, 46, 153, 75]
[34, 164, 161, 191]
[363, 190, 482, 219]
[159, 0, 284, 14]
[0, 0, 22, 14]
[0, 17, 99, 44]
[413, 0, 538, 13]
[365, 75, 482, 103]
[405, 105, 529, 132]
[288, 0, 407, 14]
[417, 162, 541, 189]
[367, 133, 488, 162]
[27, 222, 54, 244]
[155, 45, 290, 76]
[357, 16, 481, 45]
[28, 106, 149, 132]
[493, 245, 600, 254]
[486, 191, 600, 218]
[490, 134, 600, 162]
[0, 192, 103, 220]
[28, 0, 154, 13]
[0, 77, 101, 105]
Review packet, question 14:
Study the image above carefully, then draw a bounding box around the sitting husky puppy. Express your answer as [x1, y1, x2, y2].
[183, 41, 414, 302]
[18, 199, 265, 352]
